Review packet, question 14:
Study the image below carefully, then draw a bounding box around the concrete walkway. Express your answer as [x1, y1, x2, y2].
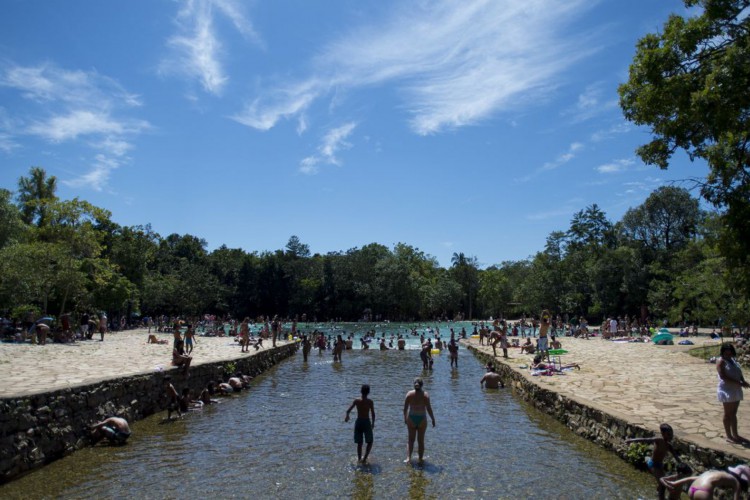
[466, 334, 750, 461]
[0, 328, 291, 398]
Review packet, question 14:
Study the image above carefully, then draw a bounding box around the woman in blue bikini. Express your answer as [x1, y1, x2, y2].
[403, 377, 435, 464]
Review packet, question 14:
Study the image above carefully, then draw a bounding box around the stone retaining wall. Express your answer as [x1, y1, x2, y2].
[467, 345, 745, 474]
[0, 343, 297, 484]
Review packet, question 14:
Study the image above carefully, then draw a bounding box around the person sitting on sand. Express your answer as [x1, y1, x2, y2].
[519, 338, 535, 354]
[550, 336, 562, 350]
[147, 334, 168, 344]
[172, 340, 192, 375]
[91, 416, 131, 445]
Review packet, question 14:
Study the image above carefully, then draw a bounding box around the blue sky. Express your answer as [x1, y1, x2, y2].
[0, 0, 708, 267]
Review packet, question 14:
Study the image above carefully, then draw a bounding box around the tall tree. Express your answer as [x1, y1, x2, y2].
[0, 188, 25, 249]
[620, 186, 701, 256]
[16, 166, 58, 227]
[451, 252, 479, 319]
[618, 0, 750, 293]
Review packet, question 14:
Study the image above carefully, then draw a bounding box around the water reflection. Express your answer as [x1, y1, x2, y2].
[0, 346, 653, 499]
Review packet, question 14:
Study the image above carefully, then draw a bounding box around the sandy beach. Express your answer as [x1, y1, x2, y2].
[0, 328, 291, 398]
[467, 333, 750, 461]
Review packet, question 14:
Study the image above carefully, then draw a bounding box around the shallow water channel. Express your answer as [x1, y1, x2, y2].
[1, 346, 653, 499]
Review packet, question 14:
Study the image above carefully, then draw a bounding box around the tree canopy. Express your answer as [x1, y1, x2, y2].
[618, 0, 750, 294]
[0, 167, 746, 328]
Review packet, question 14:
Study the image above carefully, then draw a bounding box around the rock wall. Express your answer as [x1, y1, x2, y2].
[467, 345, 745, 474]
[0, 343, 297, 484]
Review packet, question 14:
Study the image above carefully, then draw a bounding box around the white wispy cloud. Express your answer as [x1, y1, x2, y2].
[27, 110, 148, 143]
[563, 82, 618, 123]
[235, 0, 596, 135]
[63, 154, 123, 192]
[590, 121, 630, 142]
[596, 158, 635, 174]
[163, 0, 261, 96]
[0, 62, 149, 190]
[232, 80, 320, 130]
[299, 122, 357, 175]
[0, 133, 19, 153]
[515, 141, 584, 183]
[542, 142, 584, 171]
[0, 64, 142, 108]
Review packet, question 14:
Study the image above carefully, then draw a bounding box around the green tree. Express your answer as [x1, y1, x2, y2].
[620, 186, 701, 256]
[619, 0, 750, 293]
[567, 204, 614, 252]
[0, 188, 25, 248]
[285, 235, 311, 258]
[450, 252, 479, 320]
[16, 166, 58, 227]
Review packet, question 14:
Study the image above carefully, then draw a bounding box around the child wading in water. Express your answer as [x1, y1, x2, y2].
[625, 423, 680, 500]
[344, 384, 375, 464]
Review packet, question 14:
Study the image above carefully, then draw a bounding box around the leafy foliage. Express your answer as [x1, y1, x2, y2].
[619, 0, 750, 294]
[0, 167, 747, 328]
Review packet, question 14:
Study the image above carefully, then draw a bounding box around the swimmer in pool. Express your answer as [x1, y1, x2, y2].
[481, 363, 504, 388]
[403, 377, 435, 464]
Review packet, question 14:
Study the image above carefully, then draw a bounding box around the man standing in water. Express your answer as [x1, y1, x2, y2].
[344, 384, 376, 464]
[301, 334, 311, 362]
[333, 335, 345, 362]
[448, 339, 459, 369]
[403, 377, 435, 464]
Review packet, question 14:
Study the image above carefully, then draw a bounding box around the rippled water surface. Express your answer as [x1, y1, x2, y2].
[1, 346, 653, 499]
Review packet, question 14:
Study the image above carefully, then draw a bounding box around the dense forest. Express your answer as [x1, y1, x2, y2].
[1, 167, 747, 327]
